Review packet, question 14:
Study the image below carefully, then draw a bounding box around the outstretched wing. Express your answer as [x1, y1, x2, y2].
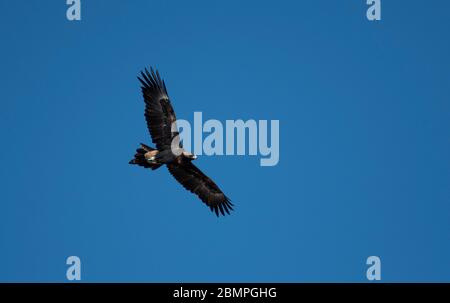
[137, 68, 180, 151]
[167, 161, 234, 216]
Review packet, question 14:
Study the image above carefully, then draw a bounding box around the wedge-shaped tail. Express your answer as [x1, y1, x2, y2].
[129, 143, 162, 170]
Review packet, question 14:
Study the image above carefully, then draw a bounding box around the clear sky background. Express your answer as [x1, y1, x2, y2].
[0, 1, 449, 282]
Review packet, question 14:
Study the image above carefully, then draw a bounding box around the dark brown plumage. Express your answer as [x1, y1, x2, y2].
[129, 67, 233, 216]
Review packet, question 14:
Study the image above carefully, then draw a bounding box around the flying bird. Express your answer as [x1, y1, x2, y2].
[129, 67, 234, 216]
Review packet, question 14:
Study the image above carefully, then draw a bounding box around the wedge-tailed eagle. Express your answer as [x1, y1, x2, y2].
[129, 67, 233, 216]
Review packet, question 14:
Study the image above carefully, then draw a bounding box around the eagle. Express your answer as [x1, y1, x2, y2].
[129, 67, 234, 216]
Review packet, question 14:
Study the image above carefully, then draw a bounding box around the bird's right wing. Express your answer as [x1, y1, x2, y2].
[137, 68, 180, 151]
[167, 161, 234, 216]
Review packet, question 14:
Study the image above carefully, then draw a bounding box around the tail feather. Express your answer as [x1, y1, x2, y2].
[129, 143, 162, 170]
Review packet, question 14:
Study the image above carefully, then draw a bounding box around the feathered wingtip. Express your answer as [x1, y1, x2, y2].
[210, 197, 234, 217]
[137, 66, 168, 95]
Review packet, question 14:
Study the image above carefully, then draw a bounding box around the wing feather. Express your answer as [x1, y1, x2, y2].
[167, 161, 234, 216]
[137, 67, 179, 150]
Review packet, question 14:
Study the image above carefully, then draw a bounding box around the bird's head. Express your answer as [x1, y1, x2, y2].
[182, 151, 197, 160]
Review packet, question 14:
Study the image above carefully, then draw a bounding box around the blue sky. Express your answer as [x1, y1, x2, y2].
[0, 0, 449, 282]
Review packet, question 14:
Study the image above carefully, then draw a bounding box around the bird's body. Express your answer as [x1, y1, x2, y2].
[129, 67, 233, 216]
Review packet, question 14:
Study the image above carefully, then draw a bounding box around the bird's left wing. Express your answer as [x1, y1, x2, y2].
[137, 68, 180, 151]
[167, 161, 234, 216]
